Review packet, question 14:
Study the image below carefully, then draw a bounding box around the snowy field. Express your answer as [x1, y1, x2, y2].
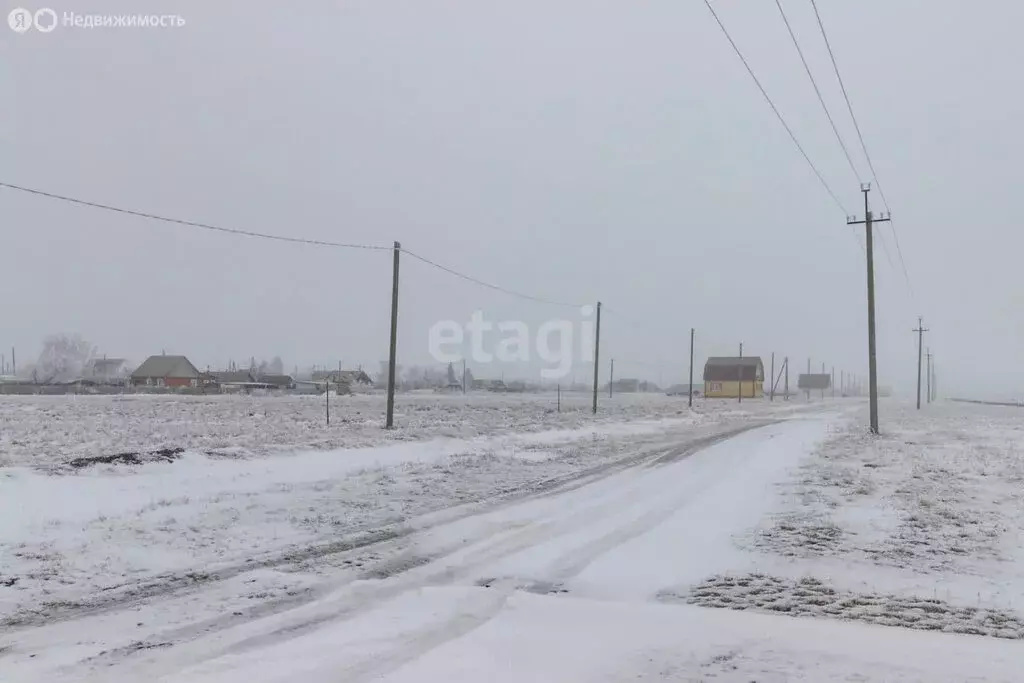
[4, 398, 1024, 681]
[0, 391, 798, 469]
[701, 400, 1024, 638]
[0, 392, 807, 629]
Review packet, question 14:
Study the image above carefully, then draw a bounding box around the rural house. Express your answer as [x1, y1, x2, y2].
[257, 374, 295, 390]
[214, 370, 256, 390]
[130, 355, 201, 388]
[337, 370, 372, 386]
[87, 357, 128, 382]
[312, 369, 373, 387]
[703, 356, 764, 399]
[798, 373, 831, 398]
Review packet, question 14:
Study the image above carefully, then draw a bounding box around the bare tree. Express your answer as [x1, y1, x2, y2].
[35, 334, 96, 383]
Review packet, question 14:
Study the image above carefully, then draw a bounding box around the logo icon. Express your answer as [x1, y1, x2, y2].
[33, 8, 56, 32]
[8, 7, 32, 32]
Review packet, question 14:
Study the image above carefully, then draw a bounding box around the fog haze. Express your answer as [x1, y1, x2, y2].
[3, 0, 1021, 396]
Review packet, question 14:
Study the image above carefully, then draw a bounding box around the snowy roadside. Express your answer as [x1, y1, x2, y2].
[0, 392, 807, 470]
[8, 402, 1024, 682]
[673, 400, 1024, 639]
[0, 399, 811, 627]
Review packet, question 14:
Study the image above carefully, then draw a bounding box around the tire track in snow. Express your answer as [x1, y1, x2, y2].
[4, 420, 773, 634]
[11, 419, 785, 679]
[136, 422, 777, 672]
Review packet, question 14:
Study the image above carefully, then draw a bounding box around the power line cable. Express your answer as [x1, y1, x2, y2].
[773, 0, 861, 183]
[0, 181, 390, 251]
[1, 180, 590, 309]
[701, 0, 848, 216]
[808, 0, 913, 292]
[400, 248, 584, 308]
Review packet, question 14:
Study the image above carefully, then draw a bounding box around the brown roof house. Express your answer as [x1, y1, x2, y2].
[703, 356, 764, 399]
[131, 355, 201, 388]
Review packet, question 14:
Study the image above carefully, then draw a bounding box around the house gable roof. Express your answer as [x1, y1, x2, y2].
[91, 358, 126, 371]
[215, 370, 256, 384]
[703, 356, 764, 382]
[257, 374, 294, 387]
[131, 355, 200, 379]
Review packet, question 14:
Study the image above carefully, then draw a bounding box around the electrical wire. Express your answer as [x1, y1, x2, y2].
[774, 0, 861, 183]
[808, 0, 913, 291]
[0, 182, 390, 251]
[0, 180, 591, 308]
[400, 248, 584, 308]
[701, 0, 848, 216]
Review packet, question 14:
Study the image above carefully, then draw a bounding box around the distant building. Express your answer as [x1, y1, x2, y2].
[215, 370, 256, 384]
[338, 370, 373, 386]
[610, 378, 641, 393]
[257, 374, 295, 390]
[87, 357, 129, 382]
[311, 369, 373, 386]
[130, 355, 201, 388]
[473, 378, 507, 392]
[666, 383, 702, 397]
[703, 357, 764, 399]
[797, 374, 831, 391]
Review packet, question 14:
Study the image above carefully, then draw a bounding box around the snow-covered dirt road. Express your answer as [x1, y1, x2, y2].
[6, 404, 1020, 681]
[0, 396, 808, 628]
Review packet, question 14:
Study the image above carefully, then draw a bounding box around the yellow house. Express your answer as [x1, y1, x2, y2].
[704, 357, 765, 399]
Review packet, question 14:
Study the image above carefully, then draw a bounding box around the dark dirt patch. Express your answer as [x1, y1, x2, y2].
[68, 447, 184, 469]
[668, 573, 1024, 640]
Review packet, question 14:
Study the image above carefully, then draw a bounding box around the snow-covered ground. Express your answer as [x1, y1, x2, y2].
[0, 393, 807, 629]
[4, 398, 1023, 681]
[0, 391, 803, 469]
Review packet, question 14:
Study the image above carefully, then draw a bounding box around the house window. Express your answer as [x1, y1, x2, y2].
[710, 382, 723, 392]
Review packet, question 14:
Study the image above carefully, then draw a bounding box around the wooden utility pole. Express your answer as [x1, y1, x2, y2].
[385, 241, 401, 429]
[609, 358, 614, 398]
[738, 342, 743, 404]
[769, 352, 775, 401]
[557, 383, 561, 412]
[926, 348, 933, 404]
[462, 358, 467, 394]
[688, 328, 695, 408]
[912, 317, 928, 410]
[806, 357, 811, 402]
[784, 357, 789, 400]
[592, 301, 602, 414]
[326, 378, 330, 426]
[848, 184, 889, 434]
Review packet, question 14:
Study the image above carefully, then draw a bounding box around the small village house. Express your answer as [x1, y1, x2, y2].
[703, 356, 764, 399]
[87, 357, 129, 382]
[257, 374, 295, 390]
[798, 373, 831, 399]
[214, 370, 256, 391]
[130, 355, 201, 388]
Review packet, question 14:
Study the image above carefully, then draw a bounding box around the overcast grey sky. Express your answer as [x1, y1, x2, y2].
[2, 0, 1022, 395]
